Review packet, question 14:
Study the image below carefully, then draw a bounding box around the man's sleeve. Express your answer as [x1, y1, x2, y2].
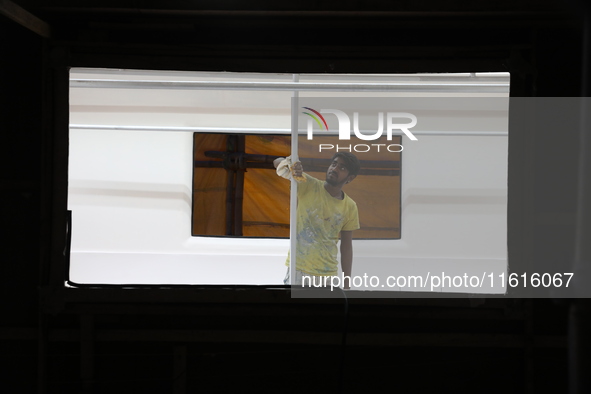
[342, 202, 360, 231]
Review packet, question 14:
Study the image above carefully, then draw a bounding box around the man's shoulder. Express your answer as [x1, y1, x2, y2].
[343, 194, 359, 215]
[298, 173, 322, 196]
[343, 192, 357, 206]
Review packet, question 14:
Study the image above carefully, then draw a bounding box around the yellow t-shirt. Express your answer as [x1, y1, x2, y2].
[286, 173, 360, 275]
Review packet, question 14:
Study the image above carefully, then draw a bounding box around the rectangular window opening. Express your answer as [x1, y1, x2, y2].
[192, 132, 401, 239]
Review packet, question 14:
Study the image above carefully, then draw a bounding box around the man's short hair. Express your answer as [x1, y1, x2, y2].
[332, 152, 361, 177]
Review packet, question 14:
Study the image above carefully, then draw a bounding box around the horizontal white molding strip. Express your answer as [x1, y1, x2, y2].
[69, 124, 508, 136]
[70, 79, 509, 93]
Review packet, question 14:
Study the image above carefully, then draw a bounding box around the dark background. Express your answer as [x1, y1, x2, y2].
[1, 1, 590, 393]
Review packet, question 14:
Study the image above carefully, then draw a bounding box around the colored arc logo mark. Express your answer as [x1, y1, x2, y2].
[302, 107, 329, 131]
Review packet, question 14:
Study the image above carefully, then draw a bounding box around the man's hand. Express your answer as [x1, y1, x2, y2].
[292, 161, 303, 178]
[274, 157, 306, 182]
[291, 161, 306, 182]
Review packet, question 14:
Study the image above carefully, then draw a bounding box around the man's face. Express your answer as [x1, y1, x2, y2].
[326, 157, 352, 187]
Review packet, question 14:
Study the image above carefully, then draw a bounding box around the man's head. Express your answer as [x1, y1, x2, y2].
[325, 152, 360, 187]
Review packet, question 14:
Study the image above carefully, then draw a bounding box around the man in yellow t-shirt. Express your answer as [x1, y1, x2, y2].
[274, 152, 360, 287]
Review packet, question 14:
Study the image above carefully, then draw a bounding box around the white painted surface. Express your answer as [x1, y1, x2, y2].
[68, 70, 508, 292]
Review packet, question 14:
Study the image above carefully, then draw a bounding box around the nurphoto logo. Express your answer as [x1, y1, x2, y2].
[302, 107, 418, 153]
